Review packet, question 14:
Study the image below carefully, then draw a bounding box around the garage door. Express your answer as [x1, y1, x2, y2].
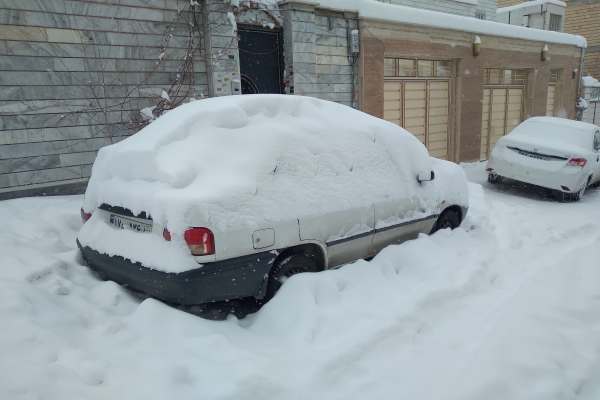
[480, 69, 527, 160]
[546, 85, 556, 116]
[384, 58, 452, 160]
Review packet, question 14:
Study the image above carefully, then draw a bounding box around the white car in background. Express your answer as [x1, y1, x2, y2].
[77, 95, 468, 308]
[487, 117, 600, 201]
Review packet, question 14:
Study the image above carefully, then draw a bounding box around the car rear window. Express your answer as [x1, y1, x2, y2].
[510, 120, 592, 149]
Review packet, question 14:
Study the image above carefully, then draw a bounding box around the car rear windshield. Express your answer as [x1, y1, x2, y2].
[511, 120, 592, 149]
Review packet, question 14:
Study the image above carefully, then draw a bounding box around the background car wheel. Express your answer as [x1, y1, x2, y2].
[558, 177, 591, 202]
[265, 250, 321, 301]
[487, 173, 502, 184]
[431, 208, 462, 234]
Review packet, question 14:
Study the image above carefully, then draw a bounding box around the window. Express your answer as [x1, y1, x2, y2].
[475, 9, 486, 20]
[594, 131, 600, 151]
[384, 58, 452, 78]
[549, 14, 562, 32]
[483, 69, 529, 85]
[397, 59, 416, 76]
[522, 15, 530, 27]
[550, 69, 562, 83]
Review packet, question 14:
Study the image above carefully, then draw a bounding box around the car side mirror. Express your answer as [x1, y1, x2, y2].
[417, 170, 435, 184]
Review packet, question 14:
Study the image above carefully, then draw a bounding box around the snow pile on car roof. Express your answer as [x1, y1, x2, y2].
[83, 95, 434, 233]
[506, 117, 596, 151]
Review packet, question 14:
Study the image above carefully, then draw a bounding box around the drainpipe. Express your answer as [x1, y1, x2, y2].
[577, 46, 586, 120]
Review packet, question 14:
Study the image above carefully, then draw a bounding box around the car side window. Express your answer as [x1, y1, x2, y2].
[595, 131, 600, 151]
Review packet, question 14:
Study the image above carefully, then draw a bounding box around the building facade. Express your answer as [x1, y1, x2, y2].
[497, 0, 566, 31]
[499, 0, 600, 78]
[0, 0, 585, 198]
[378, 0, 496, 20]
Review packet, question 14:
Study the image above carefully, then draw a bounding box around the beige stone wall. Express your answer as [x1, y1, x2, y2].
[359, 20, 582, 162]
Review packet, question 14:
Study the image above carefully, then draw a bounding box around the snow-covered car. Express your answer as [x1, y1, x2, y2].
[77, 95, 468, 306]
[487, 117, 600, 201]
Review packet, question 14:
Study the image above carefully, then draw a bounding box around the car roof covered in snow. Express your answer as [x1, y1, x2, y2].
[507, 117, 598, 151]
[83, 95, 447, 233]
[519, 117, 598, 132]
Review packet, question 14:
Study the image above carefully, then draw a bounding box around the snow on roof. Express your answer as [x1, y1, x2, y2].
[306, 0, 586, 48]
[582, 76, 600, 88]
[497, 0, 566, 14]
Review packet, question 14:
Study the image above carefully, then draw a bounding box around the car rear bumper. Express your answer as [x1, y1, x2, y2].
[77, 240, 277, 305]
[488, 157, 586, 193]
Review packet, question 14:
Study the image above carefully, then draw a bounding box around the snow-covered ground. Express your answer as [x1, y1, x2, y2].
[2, 162, 600, 400]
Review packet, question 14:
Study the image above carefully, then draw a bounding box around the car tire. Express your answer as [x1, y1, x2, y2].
[487, 173, 502, 184]
[558, 177, 591, 202]
[265, 251, 321, 301]
[431, 208, 462, 234]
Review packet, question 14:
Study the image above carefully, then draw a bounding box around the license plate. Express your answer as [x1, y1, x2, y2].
[109, 213, 153, 233]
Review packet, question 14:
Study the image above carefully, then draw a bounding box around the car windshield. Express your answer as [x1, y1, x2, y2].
[510, 119, 592, 149]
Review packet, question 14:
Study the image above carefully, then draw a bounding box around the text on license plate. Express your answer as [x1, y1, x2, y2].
[109, 214, 153, 233]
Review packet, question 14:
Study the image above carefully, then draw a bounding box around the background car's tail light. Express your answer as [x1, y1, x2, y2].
[568, 158, 587, 167]
[184, 227, 215, 256]
[80, 208, 92, 223]
[162, 228, 172, 241]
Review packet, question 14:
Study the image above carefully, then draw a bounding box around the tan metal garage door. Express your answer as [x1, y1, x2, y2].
[480, 69, 527, 160]
[384, 80, 450, 159]
[546, 85, 556, 116]
[480, 88, 524, 160]
[383, 58, 452, 160]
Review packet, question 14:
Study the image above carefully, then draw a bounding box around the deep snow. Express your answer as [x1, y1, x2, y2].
[2, 163, 600, 399]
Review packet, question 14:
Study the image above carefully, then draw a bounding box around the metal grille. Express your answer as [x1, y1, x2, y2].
[483, 69, 529, 86]
[384, 58, 453, 78]
[549, 14, 562, 32]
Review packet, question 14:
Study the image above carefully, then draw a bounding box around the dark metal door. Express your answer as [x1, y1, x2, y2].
[238, 25, 284, 94]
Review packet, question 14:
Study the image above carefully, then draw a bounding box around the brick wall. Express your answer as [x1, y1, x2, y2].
[379, 0, 497, 20]
[0, 0, 208, 198]
[496, 0, 520, 7]
[565, 0, 600, 78]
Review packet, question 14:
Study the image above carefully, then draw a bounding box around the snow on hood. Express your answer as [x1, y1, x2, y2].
[83, 95, 437, 233]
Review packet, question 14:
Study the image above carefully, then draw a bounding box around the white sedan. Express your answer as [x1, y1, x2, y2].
[487, 117, 600, 201]
[77, 95, 468, 307]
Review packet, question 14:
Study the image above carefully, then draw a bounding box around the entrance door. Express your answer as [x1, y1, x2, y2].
[238, 25, 284, 94]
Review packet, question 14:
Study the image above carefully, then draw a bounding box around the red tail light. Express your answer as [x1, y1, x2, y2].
[568, 158, 587, 167]
[80, 208, 92, 223]
[184, 227, 215, 256]
[162, 228, 172, 241]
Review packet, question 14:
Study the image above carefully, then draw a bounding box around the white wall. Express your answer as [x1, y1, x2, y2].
[378, 0, 497, 20]
[497, 2, 565, 31]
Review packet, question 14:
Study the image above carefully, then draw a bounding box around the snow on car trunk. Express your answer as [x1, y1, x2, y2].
[499, 117, 596, 157]
[2, 165, 600, 399]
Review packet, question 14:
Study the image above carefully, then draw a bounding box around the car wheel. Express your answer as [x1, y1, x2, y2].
[487, 173, 502, 184]
[431, 208, 462, 234]
[265, 251, 321, 301]
[558, 177, 591, 202]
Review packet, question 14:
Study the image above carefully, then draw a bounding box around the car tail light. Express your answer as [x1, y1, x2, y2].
[184, 227, 215, 256]
[80, 208, 92, 223]
[162, 228, 172, 241]
[568, 158, 587, 167]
